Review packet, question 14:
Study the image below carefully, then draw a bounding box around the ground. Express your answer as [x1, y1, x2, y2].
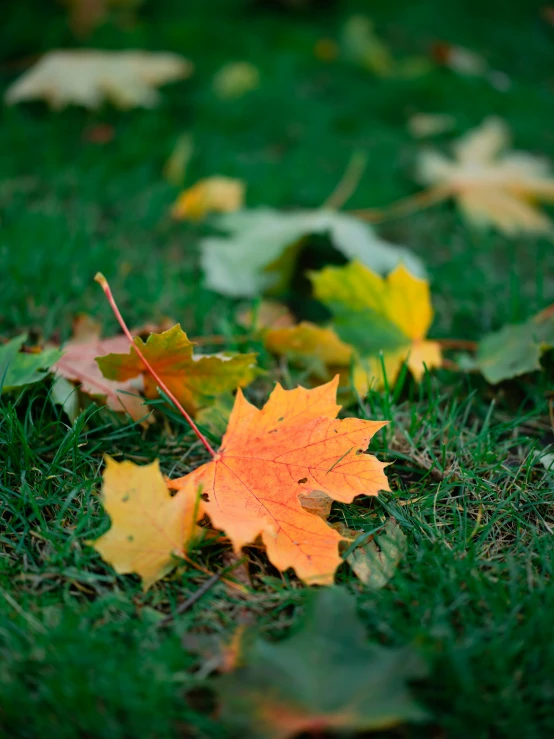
[1, 0, 554, 737]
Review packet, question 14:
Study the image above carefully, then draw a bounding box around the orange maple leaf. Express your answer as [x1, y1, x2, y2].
[171, 376, 389, 585]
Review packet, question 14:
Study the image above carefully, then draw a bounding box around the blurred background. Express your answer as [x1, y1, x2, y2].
[1, 0, 553, 340]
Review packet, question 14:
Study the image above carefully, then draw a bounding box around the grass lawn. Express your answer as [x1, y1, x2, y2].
[2, 0, 554, 736]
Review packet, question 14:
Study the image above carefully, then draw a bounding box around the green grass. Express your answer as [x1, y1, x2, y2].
[1, 0, 554, 736]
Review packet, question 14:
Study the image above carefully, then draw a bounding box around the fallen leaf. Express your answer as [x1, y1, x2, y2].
[298, 489, 334, 519]
[417, 117, 554, 236]
[82, 123, 115, 144]
[63, 0, 142, 37]
[314, 38, 339, 62]
[534, 448, 554, 472]
[200, 208, 425, 298]
[183, 622, 253, 679]
[96, 324, 259, 416]
[5, 49, 192, 110]
[50, 375, 80, 423]
[196, 392, 235, 438]
[163, 133, 194, 187]
[212, 62, 260, 99]
[0, 335, 62, 393]
[431, 42, 511, 91]
[89, 457, 203, 590]
[407, 113, 456, 139]
[347, 518, 407, 589]
[172, 176, 245, 221]
[236, 300, 295, 331]
[341, 15, 430, 79]
[476, 305, 554, 383]
[216, 587, 428, 738]
[53, 328, 146, 421]
[264, 322, 353, 381]
[171, 377, 389, 584]
[310, 261, 442, 392]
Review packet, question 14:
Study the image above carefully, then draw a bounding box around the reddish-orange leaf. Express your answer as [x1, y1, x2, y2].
[171, 376, 389, 585]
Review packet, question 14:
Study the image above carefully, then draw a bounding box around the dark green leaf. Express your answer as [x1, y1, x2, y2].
[216, 587, 428, 738]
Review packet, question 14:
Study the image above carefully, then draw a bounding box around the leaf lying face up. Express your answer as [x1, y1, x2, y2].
[311, 260, 442, 392]
[417, 117, 554, 236]
[90, 378, 388, 588]
[171, 376, 389, 585]
[4, 50, 193, 110]
[90, 457, 203, 591]
[97, 324, 258, 416]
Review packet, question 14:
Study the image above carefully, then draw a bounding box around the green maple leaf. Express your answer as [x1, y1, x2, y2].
[476, 306, 554, 383]
[216, 587, 428, 738]
[0, 335, 62, 393]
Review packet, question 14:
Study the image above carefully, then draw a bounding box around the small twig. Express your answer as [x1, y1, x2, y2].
[94, 273, 216, 459]
[0, 587, 46, 634]
[441, 358, 465, 372]
[437, 338, 478, 352]
[323, 150, 368, 210]
[180, 552, 248, 594]
[191, 333, 252, 346]
[349, 184, 450, 223]
[157, 573, 221, 627]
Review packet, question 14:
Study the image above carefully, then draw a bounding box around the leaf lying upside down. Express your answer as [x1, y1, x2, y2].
[96, 324, 258, 416]
[90, 377, 389, 587]
[216, 587, 428, 738]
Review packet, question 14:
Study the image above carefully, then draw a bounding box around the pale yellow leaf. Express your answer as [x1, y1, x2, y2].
[5, 50, 192, 110]
[417, 117, 554, 236]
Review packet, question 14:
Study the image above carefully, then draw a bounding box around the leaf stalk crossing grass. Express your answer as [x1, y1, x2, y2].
[94, 273, 217, 458]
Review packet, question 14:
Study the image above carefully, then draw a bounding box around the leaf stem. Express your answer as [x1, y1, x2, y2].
[94, 273, 217, 459]
[437, 338, 478, 352]
[323, 150, 368, 210]
[349, 184, 450, 223]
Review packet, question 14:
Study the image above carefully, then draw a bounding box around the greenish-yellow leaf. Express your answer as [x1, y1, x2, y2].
[96, 324, 258, 416]
[310, 261, 442, 392]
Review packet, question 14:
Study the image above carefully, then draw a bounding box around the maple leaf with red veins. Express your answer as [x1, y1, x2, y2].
[171, 376, 389, 585]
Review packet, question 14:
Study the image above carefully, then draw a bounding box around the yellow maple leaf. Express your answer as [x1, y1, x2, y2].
[310, 261, 441, 393]
[172, 176, 245, 221]
[89, 457, 203, 590]
[417, 117, 554, 236]
[264, 322, 353, 369]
